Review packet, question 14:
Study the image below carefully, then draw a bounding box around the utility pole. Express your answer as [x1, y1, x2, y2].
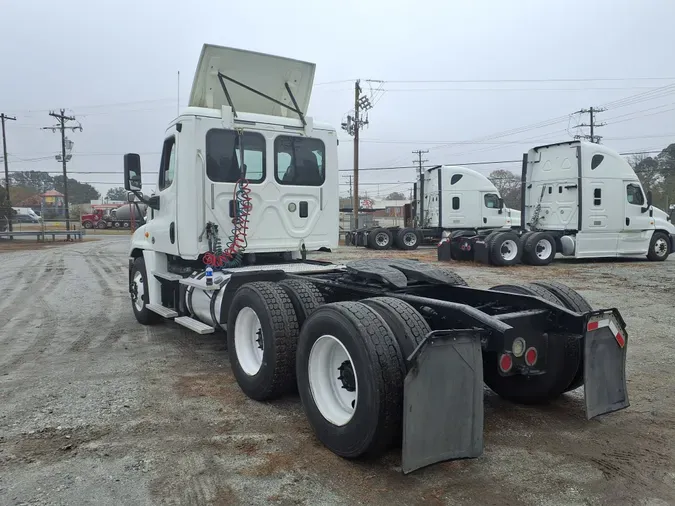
[412, 150, 429, 228]
[574, 106, 606, 143]
[1, 113, 17, 233]
[43, 110, 82, 240]
[341, 80, 373, 229]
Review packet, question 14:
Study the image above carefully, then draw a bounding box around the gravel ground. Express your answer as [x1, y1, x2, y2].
[1, 238, 674, 506]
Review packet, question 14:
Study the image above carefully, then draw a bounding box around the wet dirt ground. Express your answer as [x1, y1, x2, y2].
[1, 238, 674, 506]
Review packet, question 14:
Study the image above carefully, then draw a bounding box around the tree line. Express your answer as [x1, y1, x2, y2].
[1, 170, 101, 220]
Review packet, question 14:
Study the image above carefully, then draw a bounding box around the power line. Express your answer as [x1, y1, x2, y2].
[1, 113, 17, 233]
[377, 77, 675, 84]
[341, 79, 374, 226]
[574, 107, 606, 143]
[42, 110, 83, 238]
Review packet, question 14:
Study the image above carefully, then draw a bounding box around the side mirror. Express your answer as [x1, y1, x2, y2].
[124, 153, 142, 191]
[641, 190, 653, 213]
[127, 192, 136, 203]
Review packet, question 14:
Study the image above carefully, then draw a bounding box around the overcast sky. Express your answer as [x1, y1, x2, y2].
[1, 0, 674, 200]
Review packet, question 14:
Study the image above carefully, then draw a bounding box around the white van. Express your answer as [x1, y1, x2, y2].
[11, 207, 41, 222]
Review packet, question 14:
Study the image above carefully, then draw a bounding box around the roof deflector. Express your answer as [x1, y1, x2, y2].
[189, 44, 315, 125]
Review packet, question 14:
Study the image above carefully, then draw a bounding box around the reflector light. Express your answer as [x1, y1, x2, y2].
[524, 347, 538, 366]
[587, 321, 599, 331]
[499, 353, 513, 372]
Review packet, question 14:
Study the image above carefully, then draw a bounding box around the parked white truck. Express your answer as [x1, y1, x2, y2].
[447, 140, 675, 266]
[347, 165, 521, 250]
[124, 44, 630, 473]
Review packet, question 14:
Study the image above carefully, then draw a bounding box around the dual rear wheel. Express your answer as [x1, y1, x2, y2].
[224, 273, 590, 460]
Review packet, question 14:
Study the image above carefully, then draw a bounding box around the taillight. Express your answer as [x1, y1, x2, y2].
[524, 347, 538, 366]
[499, 353, 513, 373]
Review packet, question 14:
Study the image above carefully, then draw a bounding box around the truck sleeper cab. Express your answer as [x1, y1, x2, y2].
[447, 141, 675, 266]
[124, 44, 630, 475]
[347, 165, 521, 251]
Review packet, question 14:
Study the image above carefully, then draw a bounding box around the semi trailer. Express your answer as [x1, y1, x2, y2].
[124, 44, 629, 473]
[346, 165, 521, 250]
[445, 141, 675, 266]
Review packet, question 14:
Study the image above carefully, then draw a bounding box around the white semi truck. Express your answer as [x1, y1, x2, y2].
[347, 165, 521, 250]
[124, 44, 630, 473]
[448, 141, 675, 266]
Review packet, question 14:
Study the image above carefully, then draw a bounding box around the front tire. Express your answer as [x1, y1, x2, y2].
[227, 282, 299, 401]
[296, 302, 405, 458]
[647, 231, 670, 261]
[82, 221, 93, 229]
[130, 257, 160, 325]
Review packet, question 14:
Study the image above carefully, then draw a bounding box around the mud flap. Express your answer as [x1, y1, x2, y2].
[584, 310, 629, 419]
[402, 330, 484, 474]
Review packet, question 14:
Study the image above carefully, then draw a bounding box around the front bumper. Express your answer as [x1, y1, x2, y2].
[670, 234, 675, 252]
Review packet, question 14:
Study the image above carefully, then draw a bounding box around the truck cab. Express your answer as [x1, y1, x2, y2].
[418, 165, 516, 230]
[126, 44, 338, 265]
[523, 140, 675, 260]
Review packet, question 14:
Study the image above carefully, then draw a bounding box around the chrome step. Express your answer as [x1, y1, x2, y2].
[151, 270, 184, 281]
[146, 304, 178, 318]
[174, 316, 215, 334]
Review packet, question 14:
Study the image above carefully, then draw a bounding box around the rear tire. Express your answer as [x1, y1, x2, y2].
[482, 332, 581, 404]
[531, 281, 592, 392]
[523, 232, 557, 266]
[647, 231, 670, 261]
[278, 279, 325, 327]
[362, 297, 431, 365]
[433, 267, 469, 286]
[488, 231, 522, 266]
[485, 283, 581, 403]
[296, 302, 405, 458]
[367, 228, 393, 250]
[395, 228, 420, 250]
[227, 282, 299, 401]
[97, 220, 107, 229]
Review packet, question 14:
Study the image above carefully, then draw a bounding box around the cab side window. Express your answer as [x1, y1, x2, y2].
[158, 137, 176, 191]
[484, 193, 500, 209]
[626, 183, 644, 205]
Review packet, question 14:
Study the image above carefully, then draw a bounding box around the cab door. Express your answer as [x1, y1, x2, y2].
[617, 181, 653, 254]
[148, 135, 179, 255]
[481, 192, 504, 228]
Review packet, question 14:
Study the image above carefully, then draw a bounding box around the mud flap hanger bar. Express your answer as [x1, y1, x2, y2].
[217, 72, 307, 126]
[402, 329, 486, 474]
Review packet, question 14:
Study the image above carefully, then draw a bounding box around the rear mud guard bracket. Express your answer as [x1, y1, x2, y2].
[584, 310, 629, 419]
[402, 330, 484, 474]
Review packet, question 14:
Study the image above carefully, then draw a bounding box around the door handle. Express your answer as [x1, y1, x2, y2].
[626, 218, 630, 226]
[170, 222, 175, 244]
